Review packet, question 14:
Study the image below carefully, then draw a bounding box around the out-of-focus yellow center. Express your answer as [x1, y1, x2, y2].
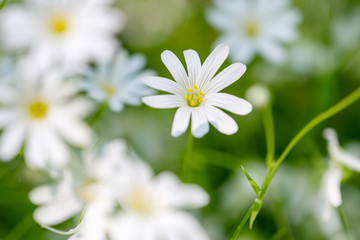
[101, 83, 117, 96]
[28, 101, 47, 119]
[77, 178, 97, 202]
[49, 15, 69, 35]
[244, 21, 259, 37]
[129, 189, 153, 214]
[185, 84, 204, 108]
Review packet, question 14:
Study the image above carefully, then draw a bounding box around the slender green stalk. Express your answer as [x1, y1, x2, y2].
[182, 132, 193, 181]
[263, 104, 275, 168]
[4, 214, 34, 240]
[0, 0, 7, 10]
[337, 206, 351, 240]
[231, 87, 360, 240]
[231, 205, 254, 240]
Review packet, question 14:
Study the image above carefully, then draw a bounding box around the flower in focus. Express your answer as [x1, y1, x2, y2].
[109, 157, 210, 240]
[0, 64, 93, 169]
[321, 128, 360, 220]
[0, 0, 124, 71]
[206, 0, 301, 64]
[29, 140, 130, 239]
[142, 44, 252, 138]
[81, 50, 155, 112]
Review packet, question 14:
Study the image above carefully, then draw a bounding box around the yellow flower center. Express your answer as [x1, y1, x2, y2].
[185, 84, 204, 108]
[129, 188, 154, 214]
[244, 21, 259, 37]
[48, 14, 69, 35]
[101, 83, 117, 96]
[77, 178, 97, 202]
[28, 101, 48, 120]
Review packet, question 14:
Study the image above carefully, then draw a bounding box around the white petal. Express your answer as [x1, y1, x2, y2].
[29, 185, 54, 205]
[336, 152, 360, 172]
[323, 166, 343, 207]
[53, 117, 93, 147]
[204, 63, 246, 93]
[46, 130, 70, 168]
[259, 40, 286, 64]
[25, 126, 47, 169]
[109, 98, 124, 112]
[0, 84, 17, 103]
[33, 197, 83, 226]
[161, 50, 188, 89]
[184, 49, 201, 86]
[154, 172, 210, 208]
[323, 128, 341, 159]
[191, 108, 209, 138]
[206, 93, 252, 115]
[0, 122, 26, 161]
[197, 44, 229, 89]
[204, 106, 238, 135]
[0, 109, 17, 128]
[142, 76, 183, 95]
[171, 107, 191, 138]
[142, 95, 183, 109]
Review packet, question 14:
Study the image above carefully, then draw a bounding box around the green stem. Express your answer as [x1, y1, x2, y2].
[231, 205, 254, 240]
[0, 0, 7, 10]
[337, 206, 351, 240]
[263, 104, 275, 168]
[182, 132, 193, 181]
[231, 87, 360, 240]
[4, 214, 34, 240]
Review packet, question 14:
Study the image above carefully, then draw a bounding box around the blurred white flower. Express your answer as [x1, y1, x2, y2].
[142, 44, 252, 138]
[321, 128, 360, 220]
[81, 50, 155, 112]
[0, 0, 124, 72]
[0, 64, 93, 169]
[109, 157, 210, 240]
[245, 84, 270, 108]
[29, 140, 130, 239]
[331, 8, 360, 53]
[206, 0, 301, 64]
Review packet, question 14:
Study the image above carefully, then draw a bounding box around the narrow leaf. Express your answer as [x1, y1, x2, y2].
[241, 165, 261, 196]
[249, 199, 263, 229]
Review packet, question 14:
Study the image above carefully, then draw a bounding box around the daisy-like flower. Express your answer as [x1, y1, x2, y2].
[81, 50, 155, 112]
[29, 140, 130, 239]
[109, 157, 210, 240]
[321, 128, 360, 220]
[206, 0, 301, 64]
[0, 63, 93, 169]
[0, 0, 124, 71]
[142, 44, 252, 138]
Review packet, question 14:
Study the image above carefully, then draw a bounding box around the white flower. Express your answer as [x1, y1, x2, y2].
[142, 44, 252, 138]
[321, 128, 360, 219]
[0, 0, 124, 71]
[206, 0, 301, 64]
[245, 84, 270, 108]
[81, 50, 155, 112]
[0, 63, 93, 169]
[109, 158, 210, 240]
[29, 140, 130, 239]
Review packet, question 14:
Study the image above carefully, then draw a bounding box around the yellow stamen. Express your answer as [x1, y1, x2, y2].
[195, 96, 200, 100]
[101, 83, 117, 96]
[199, 90, 204, 96]
[49, 14, 69, 35]
[28, 101, 47, 120]
[190, 100, 196, 107]
[187, 88, 193, 92]
[199, 98, 203, 103]
[194, 84, 198, 89]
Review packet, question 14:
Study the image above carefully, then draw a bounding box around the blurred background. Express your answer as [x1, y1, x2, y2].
[1, 0, 360, 239]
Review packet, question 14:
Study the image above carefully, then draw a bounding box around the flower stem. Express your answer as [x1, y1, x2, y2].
[337, 206, 351, 240]
[231, 87, 360, 240]
[0, 0, 7, 10]
[182, 132, 193, 181]
[263, 104, 275, 168]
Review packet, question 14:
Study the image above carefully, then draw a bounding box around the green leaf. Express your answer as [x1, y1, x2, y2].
[241, 165, 261, 196]
[249, 199, 263, 229]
